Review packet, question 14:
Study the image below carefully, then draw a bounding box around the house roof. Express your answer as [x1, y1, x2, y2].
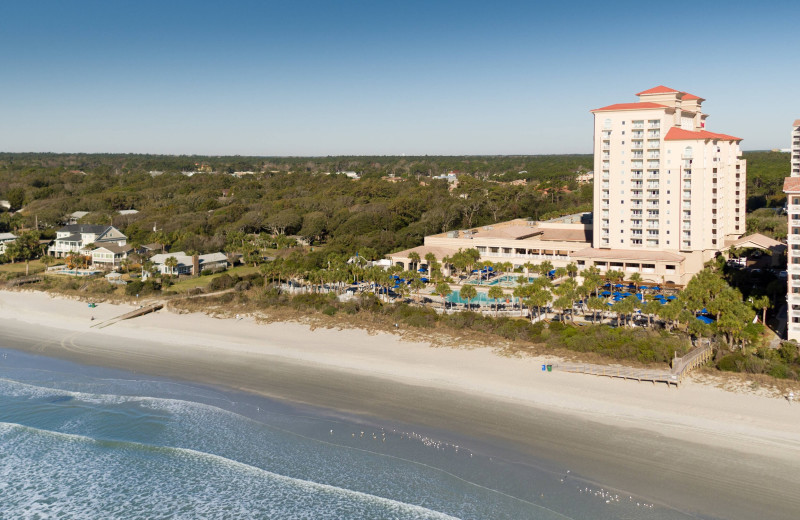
[571, 247, 685, 263]
[591, 102, 668, 112]
[59, 224, 112, 234]
[636, 85, 680, 96]
[93, 243, 132, 254]
[664, 127, 742, 142]
[118, 209, 139, 215]
[793, 119, 800, 127]
[199, 252, 228, 263]
[727, 233, 785, 250]
[140, 242, 162, 251]
[784, 177, 800, 192]
[680, 93, 704, 101]
[70, 211, 90, 219]
[0, 232, 16, 241]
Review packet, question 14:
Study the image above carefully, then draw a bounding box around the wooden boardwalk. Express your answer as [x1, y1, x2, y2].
[552, 343, 713, 387]
[91, 303, 163, 329]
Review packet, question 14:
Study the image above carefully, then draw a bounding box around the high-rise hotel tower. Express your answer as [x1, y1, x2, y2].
[590, 86, 746, 278]
[783, 120, 800, 341]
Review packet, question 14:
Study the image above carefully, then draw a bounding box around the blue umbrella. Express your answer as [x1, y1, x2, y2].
[651, 286, 661, 291]
[700, 308, 709, 314]
[667, 295, 676, 300]
[697, 315, 714, 324]
[600, 291, 612, 296]
[614, 284, 624, 289]
[636, 294, 643, 300]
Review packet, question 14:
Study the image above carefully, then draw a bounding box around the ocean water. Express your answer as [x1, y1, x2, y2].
[0, 348, 693, 519]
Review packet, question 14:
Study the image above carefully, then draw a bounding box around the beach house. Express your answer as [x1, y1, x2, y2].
[0, 232, 17, 255]
[48, 224, 128, 258]
[91, 243, 134, 269]
[150, 251, 229, 276]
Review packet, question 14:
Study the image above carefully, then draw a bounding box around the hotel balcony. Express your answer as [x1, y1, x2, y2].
[631, 152, 643, 158]
[647, 152, 660, 159]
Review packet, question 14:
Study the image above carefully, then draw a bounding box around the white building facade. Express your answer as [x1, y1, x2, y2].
[590, 86, 746, 280]
[784, 120, 800, 341]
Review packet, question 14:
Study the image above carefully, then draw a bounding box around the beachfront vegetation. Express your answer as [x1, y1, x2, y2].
[0, 152, 795, 381]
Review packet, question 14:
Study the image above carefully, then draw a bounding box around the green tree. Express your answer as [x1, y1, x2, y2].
[586, 296, 606, 324]
[750, 295, 770, 324]
[435, 281, 452, 310]
[487, 285, 505, 316]
[459, 284, 478, 310]
[164, 256, 179, 276]
[5, 231, 41, 275]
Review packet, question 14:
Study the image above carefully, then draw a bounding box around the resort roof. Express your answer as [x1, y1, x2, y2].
[591, 102, 668, 112]
[0, 232, 16, 241]
[469, 225, 540, 240]
[784, 177, 800, 192]
[664, 127, 742, 142]
[538, 228, 592, 243]
[572, 247, 685, 263]
[387, 245, 459, 260]
[794, 119, 800, 127]
[636, 85, 680, 96]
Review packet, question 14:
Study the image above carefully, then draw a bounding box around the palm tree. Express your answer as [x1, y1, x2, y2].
[586, 296, 606, 324]
[164, 256, 179, 277]
[408, 251, 421, 272]
[435, 281, 452, 311]
[424, 252, 437, 275]
[554, 267, 568, 280]
[459, 284, 478, 311]
[528, 287, 551, 322]
[629, 272, 643, 294]
[566, 262, 578, 278]
[488, 285, 504, 316]
[750, 295, 770, 324]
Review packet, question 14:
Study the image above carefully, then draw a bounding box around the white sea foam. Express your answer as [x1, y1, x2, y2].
[0, 421, 459, 520]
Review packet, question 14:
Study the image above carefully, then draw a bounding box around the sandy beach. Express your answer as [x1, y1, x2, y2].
[2, 288, 800, 520]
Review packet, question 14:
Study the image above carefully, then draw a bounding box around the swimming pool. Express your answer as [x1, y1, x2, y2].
[446, 290, 520, 305]
[468, 274, 536, 287]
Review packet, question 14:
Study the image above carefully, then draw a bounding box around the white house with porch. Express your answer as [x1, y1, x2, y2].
[0, 232, 17, 255]
[91, 243, 133, 269]
[48, 225, 127, 258]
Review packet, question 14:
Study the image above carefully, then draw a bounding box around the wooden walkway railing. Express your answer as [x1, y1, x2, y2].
[551, 343, 713, 387]
[91, 303, 163, 329]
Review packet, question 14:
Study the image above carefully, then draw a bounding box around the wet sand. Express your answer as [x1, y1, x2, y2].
[2, 290, 800, 519]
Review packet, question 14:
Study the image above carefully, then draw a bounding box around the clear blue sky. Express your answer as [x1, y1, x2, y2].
[1, 0, 798, 155]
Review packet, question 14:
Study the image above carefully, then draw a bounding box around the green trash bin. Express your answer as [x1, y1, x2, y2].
[546, 364, 552, 372]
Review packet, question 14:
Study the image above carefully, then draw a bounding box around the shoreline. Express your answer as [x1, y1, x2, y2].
[2, 289, 800, 519]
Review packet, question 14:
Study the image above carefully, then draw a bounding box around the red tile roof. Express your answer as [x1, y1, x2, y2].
[591, 102, 668, 112]
[794, 119, 800, 127]
[680, 93, 704, 101]
[784, 177, 800, 193]
[664, 127, 742, 142]
[636, 85, 680, 96]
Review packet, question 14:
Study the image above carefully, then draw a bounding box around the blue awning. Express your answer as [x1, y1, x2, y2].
[697, 315, 715, 324]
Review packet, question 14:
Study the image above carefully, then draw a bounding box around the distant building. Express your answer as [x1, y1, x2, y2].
[150, 251, 228, 276]
[48, 225, 127, 258]
[0, 200, 10, 210]
[0, 232, 17, 255]
[118, 209, 139, 216]
[337, 171, 361, 180]
[68, 211, 90, 224]
[784, 119, 800, 340]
